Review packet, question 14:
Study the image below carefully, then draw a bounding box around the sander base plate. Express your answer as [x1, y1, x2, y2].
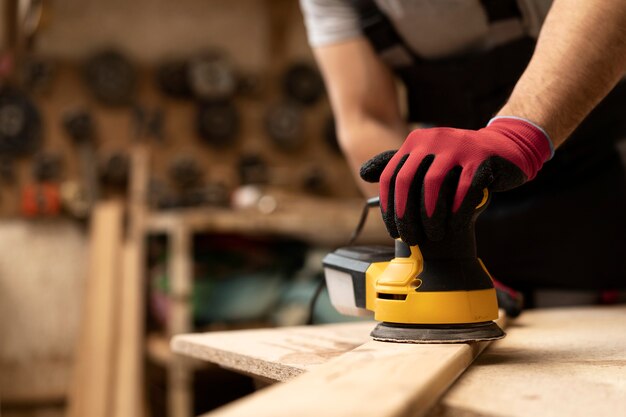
[371, 321, 505, 344]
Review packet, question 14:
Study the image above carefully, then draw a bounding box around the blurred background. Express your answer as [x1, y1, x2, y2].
[0, 1, 389, 416]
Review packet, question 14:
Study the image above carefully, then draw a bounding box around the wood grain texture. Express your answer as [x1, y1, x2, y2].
[177, 307, 626, 417]
[67, 201, 124, 417]
[201, 338, 496, 417]
[175, 314, 504, 417]
[429, 305, 626, 417]
[111, 242, 144, 417]
[167, 222, 194, 417]
[172, 322, 374, 382]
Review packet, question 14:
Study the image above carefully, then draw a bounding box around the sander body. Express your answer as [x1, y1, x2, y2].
[322, 192, 505, 343]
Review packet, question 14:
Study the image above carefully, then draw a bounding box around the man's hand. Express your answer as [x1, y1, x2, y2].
[360, 117, 553, 245]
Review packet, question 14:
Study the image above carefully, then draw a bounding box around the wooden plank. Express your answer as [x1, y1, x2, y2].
[178, 307, 626, 417]
[67, 201, 124, 417]
[111, 141, 149, 417]
[171, 322, 374, 382]
[201, 337, 497, 417]
[167, 223, 194, 417]
[111, 242, 144, 417]
[174, 314, 504, 417]
[429, 305, 626, 417]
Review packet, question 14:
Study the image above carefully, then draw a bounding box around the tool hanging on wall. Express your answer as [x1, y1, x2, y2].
[83, 50, 136, 106]
[282, 63, 324, 106]
[265, 102, 304, 152]
[156, 59, 193, 99]
[21, 183, 61, 217]
[163, 156, 230, 208]
[196, 100, 240, 148]
[188, 51, 237, 100]
[62, 108, 99, 215]
[168, 155, 204, 190]
[32, 151, 63, 182]
[237, 153, 269, 185]
[132, 105, 165, 142]
[21, 56, 55, 93]
[0, 87, 41, 156]
[100, 151, 130, 189]
[178, 183, 230, 208]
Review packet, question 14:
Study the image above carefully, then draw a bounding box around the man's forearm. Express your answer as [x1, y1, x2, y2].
[339, 118, 405, 197]
[498, 0, 626, 147]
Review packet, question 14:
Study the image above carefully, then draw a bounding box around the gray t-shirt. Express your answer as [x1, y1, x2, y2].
[300, 0, 552, 59]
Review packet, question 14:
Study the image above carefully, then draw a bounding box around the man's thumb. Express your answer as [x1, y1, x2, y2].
[359, 150, 397, 183]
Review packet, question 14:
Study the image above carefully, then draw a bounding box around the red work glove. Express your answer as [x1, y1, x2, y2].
[360, 117, 553, 244]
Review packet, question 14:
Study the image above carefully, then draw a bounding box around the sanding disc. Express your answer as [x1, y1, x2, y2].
[371, 321, 505, 344]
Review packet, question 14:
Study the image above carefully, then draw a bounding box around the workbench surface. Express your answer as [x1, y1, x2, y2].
[172, 305, 626, 417]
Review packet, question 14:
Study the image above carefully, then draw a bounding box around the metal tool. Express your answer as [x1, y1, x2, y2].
[62, 108, 99, 212]
[188, 52, 237, 100]
[238, 154, 269, 185]
[196, 100, 240, 148]
[83, 50, 136, 106]
[169, 155, 204, 190]
[265, 102, 303, 151]
[100, 151, 130, 188]
[323, 192, 505, 343]
[0, 87, 41, 156]
[282, 63, 324, 106]
[32, 152, 63, 182]
[21, 183, 61, 217]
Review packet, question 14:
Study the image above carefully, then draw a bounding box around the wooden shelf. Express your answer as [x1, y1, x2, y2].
[146, 333, 207, 370]
[146, 191, 389, 247]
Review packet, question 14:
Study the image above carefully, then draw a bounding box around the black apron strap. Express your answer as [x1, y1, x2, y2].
[349, 0, 418, 67]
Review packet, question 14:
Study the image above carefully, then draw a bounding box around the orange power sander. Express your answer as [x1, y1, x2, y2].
[322, 191, 505, 343]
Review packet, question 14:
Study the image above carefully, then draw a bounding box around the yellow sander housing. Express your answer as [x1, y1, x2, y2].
[322, 193, 505, 343]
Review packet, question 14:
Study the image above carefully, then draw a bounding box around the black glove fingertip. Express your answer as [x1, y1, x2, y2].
[359, 150, 397, 183]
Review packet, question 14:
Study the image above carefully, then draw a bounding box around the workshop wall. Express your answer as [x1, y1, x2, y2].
[1, 1, 365, 415]
[1, 0, 358, 217]
[0, 219, 86, 403]
[38, 0, 273, 66]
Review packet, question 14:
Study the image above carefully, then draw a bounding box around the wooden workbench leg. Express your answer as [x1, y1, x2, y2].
[167, 224, 194, 417]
